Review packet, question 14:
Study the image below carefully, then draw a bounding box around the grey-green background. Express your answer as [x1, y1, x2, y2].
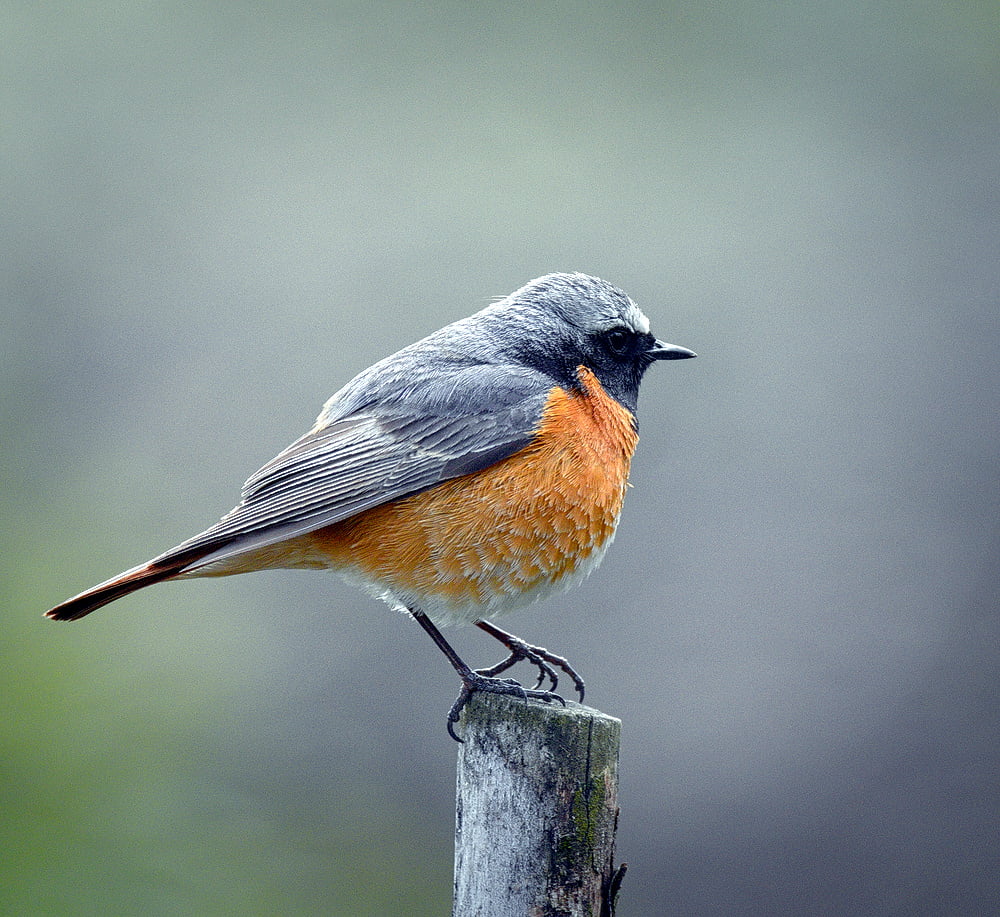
[4, 3, 998, 915]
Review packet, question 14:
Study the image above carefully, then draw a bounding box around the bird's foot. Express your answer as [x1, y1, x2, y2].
[475, 623, 586, 701]
[447, 670, 565, 742]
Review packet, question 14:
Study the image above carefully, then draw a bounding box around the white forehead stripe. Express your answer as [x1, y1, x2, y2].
[628, 302, 650, 334]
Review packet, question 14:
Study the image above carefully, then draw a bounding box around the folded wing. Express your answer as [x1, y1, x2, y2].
[46, 358, 555, 620]
[171, 393, 547, 571]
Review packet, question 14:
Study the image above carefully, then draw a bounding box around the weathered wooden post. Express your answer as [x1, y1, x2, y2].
[453, 693, 625, 917]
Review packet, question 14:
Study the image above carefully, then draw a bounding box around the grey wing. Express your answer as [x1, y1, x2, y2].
[155, 378, 551, 573]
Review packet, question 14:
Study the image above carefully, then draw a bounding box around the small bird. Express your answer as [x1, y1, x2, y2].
[46, 273, 695, 739]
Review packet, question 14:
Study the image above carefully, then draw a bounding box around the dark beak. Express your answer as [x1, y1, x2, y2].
[648, 339, 697, 360]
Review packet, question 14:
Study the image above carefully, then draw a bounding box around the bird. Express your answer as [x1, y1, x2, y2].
[45, 272, 695, 739]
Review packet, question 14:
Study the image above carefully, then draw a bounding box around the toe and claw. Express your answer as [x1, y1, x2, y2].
[474, 620, 586, 699]
[410, 609, 586, 742]
[446, 671, 567, 743]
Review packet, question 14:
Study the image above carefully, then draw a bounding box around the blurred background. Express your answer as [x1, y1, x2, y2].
[4, 2, 998, 914]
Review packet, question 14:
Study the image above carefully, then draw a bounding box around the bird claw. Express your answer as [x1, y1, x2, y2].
[475, 652, 560, 691]
[409, 611, 581, 743]
[475, 632, 586, 701]
[447, 671, 566, 742]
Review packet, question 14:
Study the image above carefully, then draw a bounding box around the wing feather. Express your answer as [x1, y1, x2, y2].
[154, 366, 552, 572]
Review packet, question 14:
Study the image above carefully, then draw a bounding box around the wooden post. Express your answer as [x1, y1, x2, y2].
[453, 693, 624, 917]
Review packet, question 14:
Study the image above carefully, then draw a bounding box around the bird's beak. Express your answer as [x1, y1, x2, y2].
[648, 339, 697, 360]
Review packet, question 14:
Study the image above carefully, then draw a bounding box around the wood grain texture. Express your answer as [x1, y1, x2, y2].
[453, 693, 623, 917]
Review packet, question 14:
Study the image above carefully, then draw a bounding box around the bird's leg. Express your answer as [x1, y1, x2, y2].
[475, 619, 586, 701]
[409, 608, 565, 742]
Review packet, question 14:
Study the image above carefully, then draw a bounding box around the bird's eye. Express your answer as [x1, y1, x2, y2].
[604, 327, 631, 355]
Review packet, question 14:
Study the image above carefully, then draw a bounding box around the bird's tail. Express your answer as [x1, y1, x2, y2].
[45, 504, 318, 621]
[44, 545, 214, 622]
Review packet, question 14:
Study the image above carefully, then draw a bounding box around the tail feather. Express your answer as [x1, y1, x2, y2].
[45, 561, 182, 621]
[46, 515, 311, 621]
[44, 537, 223, 621]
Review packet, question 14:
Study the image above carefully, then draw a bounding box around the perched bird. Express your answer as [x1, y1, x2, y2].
[46, 273, 695, 738]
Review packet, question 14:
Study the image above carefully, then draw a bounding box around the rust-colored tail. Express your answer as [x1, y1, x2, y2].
[45, 551, 205, 622]
[45, 562, 181, 621]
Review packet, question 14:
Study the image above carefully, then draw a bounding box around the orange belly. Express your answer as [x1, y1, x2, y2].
[300, 366, 640, 624]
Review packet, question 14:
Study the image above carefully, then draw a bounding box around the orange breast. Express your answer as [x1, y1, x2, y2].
[303, 366, 639, 622]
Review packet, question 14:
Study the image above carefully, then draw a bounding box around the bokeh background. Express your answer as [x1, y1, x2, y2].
[4, 3, 998, 914]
